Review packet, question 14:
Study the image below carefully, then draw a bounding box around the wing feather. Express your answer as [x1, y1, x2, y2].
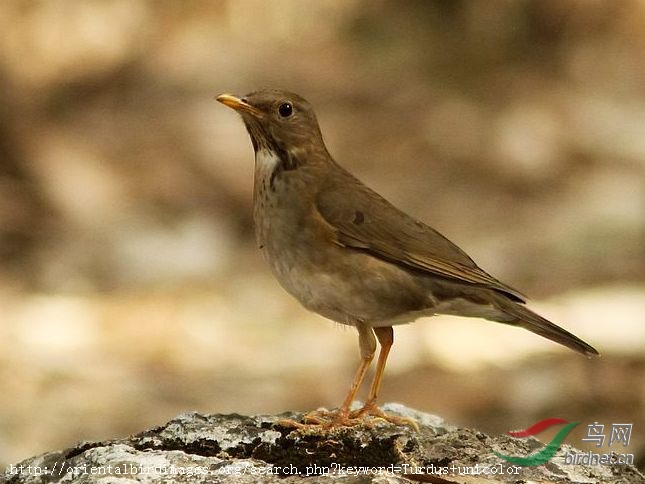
[316, 166, 525, 302]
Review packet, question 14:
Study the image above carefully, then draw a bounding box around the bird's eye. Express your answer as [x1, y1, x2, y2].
[278, 102, 293, 118]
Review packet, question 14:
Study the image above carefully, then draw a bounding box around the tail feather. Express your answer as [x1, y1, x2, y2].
[493, 299, 599, 358]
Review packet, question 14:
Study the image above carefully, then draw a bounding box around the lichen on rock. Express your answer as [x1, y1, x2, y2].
[3, 405, 643, 483]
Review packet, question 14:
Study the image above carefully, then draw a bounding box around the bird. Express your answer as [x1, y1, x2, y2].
[216, 89, 599, 428]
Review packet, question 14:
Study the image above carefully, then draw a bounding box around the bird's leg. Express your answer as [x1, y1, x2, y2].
[351, 326, 392, 417]
[364, 326, 393, 407]
[352, 326, 418, 429]
[339, 323, 376, 416]
[301, 323, 375, 427]
[281, 325, 415, 429]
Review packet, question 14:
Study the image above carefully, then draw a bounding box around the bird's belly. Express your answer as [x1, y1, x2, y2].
[253, 174, 433, 326]
[261, 234, 433, 326]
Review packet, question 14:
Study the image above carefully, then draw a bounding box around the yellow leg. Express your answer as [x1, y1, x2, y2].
[353, 326, 418, 429]
[296, 323, 376, 427]
[279, 324, 416, 430]
[338, 323, 376, 414]
[364, 326, 393, 406]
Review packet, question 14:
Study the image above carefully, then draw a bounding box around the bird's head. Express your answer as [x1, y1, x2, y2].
[217, 89, 328, 167]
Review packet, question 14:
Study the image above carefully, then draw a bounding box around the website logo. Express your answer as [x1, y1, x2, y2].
[494, 418, 635, 467]
[494, 418, 579, 466]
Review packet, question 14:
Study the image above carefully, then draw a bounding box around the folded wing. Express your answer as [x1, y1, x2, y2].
[316, 165, 526, 302]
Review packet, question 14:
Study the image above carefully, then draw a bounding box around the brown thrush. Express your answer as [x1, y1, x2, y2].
[216, 89, 599, 427]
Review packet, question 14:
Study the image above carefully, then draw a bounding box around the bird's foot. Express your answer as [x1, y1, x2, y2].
[276, 405, 417, 431]
[278, 408, 364, 432]
[350, 402, 419, 430]
[277, 408, 360, 430]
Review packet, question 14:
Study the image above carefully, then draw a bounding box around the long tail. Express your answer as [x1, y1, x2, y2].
[491, 297, 599, 358]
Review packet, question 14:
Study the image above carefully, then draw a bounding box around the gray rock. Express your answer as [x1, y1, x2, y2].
[3, 404, 643, 484]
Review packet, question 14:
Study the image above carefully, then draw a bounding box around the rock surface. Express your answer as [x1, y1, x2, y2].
[3, 404, 643, 484]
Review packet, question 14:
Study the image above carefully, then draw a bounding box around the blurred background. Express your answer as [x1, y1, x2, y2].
[1, 0, 644, 471]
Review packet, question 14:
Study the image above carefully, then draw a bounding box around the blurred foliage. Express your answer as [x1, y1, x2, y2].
[0, 0, 643, 471]
[0, 0, 643, 292]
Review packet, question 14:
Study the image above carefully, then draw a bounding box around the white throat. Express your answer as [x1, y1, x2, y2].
[255, 149, 280, 175]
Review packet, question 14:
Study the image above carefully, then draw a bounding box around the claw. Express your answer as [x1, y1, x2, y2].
[351, 402, 419, 430]
[275, 405, 418, 431]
